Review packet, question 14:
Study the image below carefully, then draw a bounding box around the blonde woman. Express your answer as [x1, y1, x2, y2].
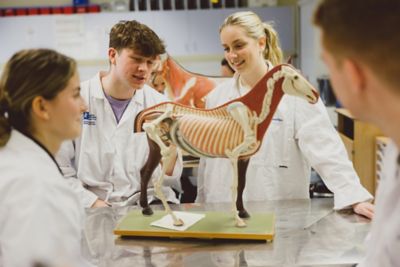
[196, 11, 374, 219]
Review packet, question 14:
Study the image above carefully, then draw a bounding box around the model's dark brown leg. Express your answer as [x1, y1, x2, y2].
[237, 158, 250, 218]
[140, 136, 162, 216]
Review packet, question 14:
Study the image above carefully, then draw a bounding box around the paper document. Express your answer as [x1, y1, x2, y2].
[150, 211, 205, 231]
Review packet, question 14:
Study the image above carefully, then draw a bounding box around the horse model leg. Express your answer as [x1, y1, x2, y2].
[237, 159, 250, 219]
[227, 156, 246, 228]
[143, 104, 184, 226]
[140, 136, 161, 216]
[225, 102, 258, 227]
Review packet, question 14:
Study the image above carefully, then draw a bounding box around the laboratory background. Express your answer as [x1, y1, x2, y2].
[0, 0, 390, 266]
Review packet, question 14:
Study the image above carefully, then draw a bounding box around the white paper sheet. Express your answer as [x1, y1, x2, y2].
[150, 211, 205, 231]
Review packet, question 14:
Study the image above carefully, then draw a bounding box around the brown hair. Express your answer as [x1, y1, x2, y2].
[0, 49, 77, 146]
[109, 20, 166, 57]
[220, 11, 283, 66]
[313, 0, 400, 89]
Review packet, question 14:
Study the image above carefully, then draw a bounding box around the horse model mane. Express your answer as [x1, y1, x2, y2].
[135, 64, 319, 227]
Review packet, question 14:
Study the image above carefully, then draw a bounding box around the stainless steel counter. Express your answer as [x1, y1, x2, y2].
[82, 198, 370, 267]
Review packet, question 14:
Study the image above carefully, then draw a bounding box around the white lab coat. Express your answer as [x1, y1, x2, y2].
[0, 130, 90, 267]
[358, 140, 400, 266]
[196, 74, 372, 210]
[56, 72, 183, 208]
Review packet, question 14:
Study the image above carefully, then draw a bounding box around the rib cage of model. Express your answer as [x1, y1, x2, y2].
[135, 64, 319, 228]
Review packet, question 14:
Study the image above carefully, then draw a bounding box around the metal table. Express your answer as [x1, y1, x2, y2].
[82, 198, 370, 266]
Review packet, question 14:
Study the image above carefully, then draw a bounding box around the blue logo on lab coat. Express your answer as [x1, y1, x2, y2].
[83, 112, 96, 125]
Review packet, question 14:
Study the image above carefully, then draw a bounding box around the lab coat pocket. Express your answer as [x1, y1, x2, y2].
[80, 133, 114, 182]
[245, 162, 277, 201]
[251, 118, 285, 167]
[203, 158, 233, 203]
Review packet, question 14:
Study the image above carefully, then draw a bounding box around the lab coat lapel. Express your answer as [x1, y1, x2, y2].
[117, 88, 145, 128]
[89, 73, 118, 138]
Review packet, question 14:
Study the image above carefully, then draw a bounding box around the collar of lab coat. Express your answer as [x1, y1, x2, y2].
[92, 71, 146, 108]
[7, 129, 62, 173]
[231, 60, 274, 98]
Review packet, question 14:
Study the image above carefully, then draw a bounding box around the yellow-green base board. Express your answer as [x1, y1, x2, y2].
[114, 210, 275, 241]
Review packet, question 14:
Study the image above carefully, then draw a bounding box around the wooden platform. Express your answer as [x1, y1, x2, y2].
[114, 210, 275, 241]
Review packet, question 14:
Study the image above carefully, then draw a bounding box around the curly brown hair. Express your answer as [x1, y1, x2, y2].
[109, 20, 166, 57]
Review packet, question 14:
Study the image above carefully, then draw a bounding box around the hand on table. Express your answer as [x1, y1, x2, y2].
[352, 201, 374, 219]
[91, 199, 111, 208]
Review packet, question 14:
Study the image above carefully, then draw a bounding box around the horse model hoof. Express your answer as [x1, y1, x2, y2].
[173, 218, 184, 227]
[238, 209, 251, 219]
[236, 219, 247, 228]
[142, 207, 154, 216]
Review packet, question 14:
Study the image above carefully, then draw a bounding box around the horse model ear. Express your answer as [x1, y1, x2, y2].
[286, 54, 296, 65]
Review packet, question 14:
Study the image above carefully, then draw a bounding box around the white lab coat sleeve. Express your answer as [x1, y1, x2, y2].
[294, 98, 373, 210]
[0, 176, 88, 267]
[358, 141, 400, 267]
[56, 140, 98, 208]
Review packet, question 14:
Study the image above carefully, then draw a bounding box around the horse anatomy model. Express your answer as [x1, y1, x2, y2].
[135, 64, 319, 227]
[159, 55, 229, 108]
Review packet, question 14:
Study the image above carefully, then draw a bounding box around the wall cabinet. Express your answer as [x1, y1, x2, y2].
[336, 108, 383, 195]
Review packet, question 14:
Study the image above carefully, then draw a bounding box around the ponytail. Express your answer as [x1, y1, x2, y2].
[263, 22, 283, 66]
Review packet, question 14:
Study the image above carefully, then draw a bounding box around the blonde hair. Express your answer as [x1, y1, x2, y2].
[220, 11, 283, 66]
[0, 49, 77, 147]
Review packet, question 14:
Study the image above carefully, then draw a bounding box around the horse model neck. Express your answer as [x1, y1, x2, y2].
[162, 56, 221, 108]
[164, 57, 191, 98]
[234, 64, 286, 142]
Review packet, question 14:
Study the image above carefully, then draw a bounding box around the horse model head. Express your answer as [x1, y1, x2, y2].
[280, 65, 318, 104]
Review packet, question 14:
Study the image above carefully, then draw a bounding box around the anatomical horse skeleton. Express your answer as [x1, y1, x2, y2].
[135, 64, 319, 227]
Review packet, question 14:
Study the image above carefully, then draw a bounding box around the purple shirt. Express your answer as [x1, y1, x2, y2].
[104, 93, 131, 123]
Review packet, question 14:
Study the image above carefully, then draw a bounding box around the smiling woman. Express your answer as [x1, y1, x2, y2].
[0, 49, 90, 267]
[196, 11, 374, 221]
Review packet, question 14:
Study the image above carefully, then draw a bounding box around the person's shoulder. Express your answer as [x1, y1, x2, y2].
[207, 78, 235, 100]
[81, 71, 99, 84]
[80, 72, 104, 102]
[80, 79, 90, 91]
[142, 84, 169, 103]
[0, 152, 56, 187]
